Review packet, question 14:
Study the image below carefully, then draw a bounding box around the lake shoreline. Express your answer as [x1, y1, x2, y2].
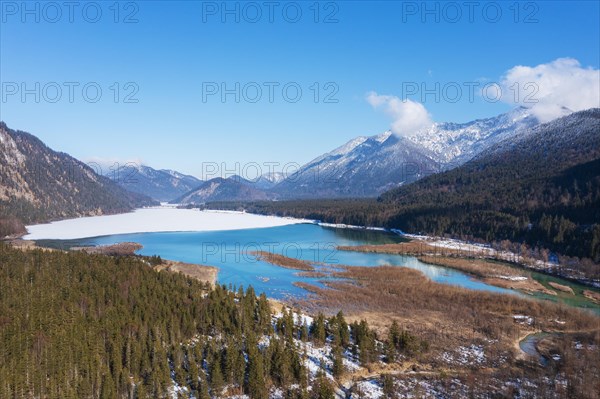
[6, 238, 219, 287]
[335, 236, 600, 290]
[16, 216, 599, 312]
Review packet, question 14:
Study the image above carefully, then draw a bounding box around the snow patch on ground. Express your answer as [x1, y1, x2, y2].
[271, 309, 361, 384]
[400, 233, 600, 287]
[354, 379, 383, 398]
[441, 345, 485, 366]
[574, 341, 598, 351]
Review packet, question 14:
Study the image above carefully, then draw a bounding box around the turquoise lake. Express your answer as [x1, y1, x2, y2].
[38, 224, 519, 299]
[38, 223, 600, 312]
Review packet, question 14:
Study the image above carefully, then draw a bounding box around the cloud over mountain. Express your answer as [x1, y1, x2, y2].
[499, 58, 600, 122]
[366, 91, 433, 136]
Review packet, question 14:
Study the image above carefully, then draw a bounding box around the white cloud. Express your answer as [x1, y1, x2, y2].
[499, 58, 600, 122]
[366, 92, 433, 136]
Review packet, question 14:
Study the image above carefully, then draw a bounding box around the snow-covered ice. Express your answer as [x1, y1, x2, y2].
[318, 222, 387, 232]
[513, 315, 534, 325]
[496, 275, 528, 281]
[24, 207, 311, 240]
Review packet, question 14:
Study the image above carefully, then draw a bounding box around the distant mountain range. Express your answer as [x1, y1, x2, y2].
[0, 107, 552, 222]
[169, 107, 539, 203]
[107, 164, 202, 202]
[272, 107, 538, 198]
[0, 122, 157, 236]
[212, 109, 600, 265]
[172, 176, 271, 203]
[106, 164, 289, 203]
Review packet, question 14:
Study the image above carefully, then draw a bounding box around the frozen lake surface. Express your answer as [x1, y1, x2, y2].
[24, 207, 311, 240]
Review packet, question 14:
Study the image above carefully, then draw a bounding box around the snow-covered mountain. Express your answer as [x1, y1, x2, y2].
[109, 108, 542, 202]
[272, 108, 540, 198]
[405, 106, 538, 165]
[251, 172, 287, 190]
[475, 107, 599, 161]
[272, 131, 441, 198]
[173, 176, 272, 204]
[108, 164, 202, 202]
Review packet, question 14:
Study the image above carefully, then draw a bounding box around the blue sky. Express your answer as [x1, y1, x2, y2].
[1, 1, 599, 178]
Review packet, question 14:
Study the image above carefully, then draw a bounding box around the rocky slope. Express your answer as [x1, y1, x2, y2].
[0, 122, 156, 236]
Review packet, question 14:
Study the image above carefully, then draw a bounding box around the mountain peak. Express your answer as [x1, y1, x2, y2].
[374, 130, 393, 143]
[173, 176, 271, 204]
[405, 107, 539, 164]
[107, 164, 202, 202]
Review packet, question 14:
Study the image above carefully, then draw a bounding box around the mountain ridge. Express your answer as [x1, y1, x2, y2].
[172, 176, 272, 204]
[405, 106, 538, 164]
[0, 122, 157, 237]
[203, 109, 600, 266]
[270, 107, 538, 198]
[107, 164, 203, 202]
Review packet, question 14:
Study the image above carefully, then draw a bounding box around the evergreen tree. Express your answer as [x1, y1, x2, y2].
[311, 313, 327, 345]
[332, 343, 344, 378]
[209, 351, 224, 397]
[246, 335, 268, 399]
[312, 369, 335, 399]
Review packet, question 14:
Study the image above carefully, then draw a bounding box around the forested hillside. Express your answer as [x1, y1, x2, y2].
[0, 244, 393, 399]
[0, 122, 157, 237]
[380, 109, 600, 262]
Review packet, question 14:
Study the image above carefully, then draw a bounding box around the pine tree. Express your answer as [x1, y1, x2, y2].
[312, 369, 335, 399]
[99, 374, 115, 399]
[270, 338, 292, 386]
[385, 320, 400, 363]
[135, 381, 147, 399]
[311, 313, 327, 345]
[187, 347, 199, 392]
[332, 343, 344, 378]
[197, 371, 210, 399]
[209, 352, 224, 397]
[300, 320, 309, 342]
[336, 311, 350, 347]
[246, 344, 268, 399]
